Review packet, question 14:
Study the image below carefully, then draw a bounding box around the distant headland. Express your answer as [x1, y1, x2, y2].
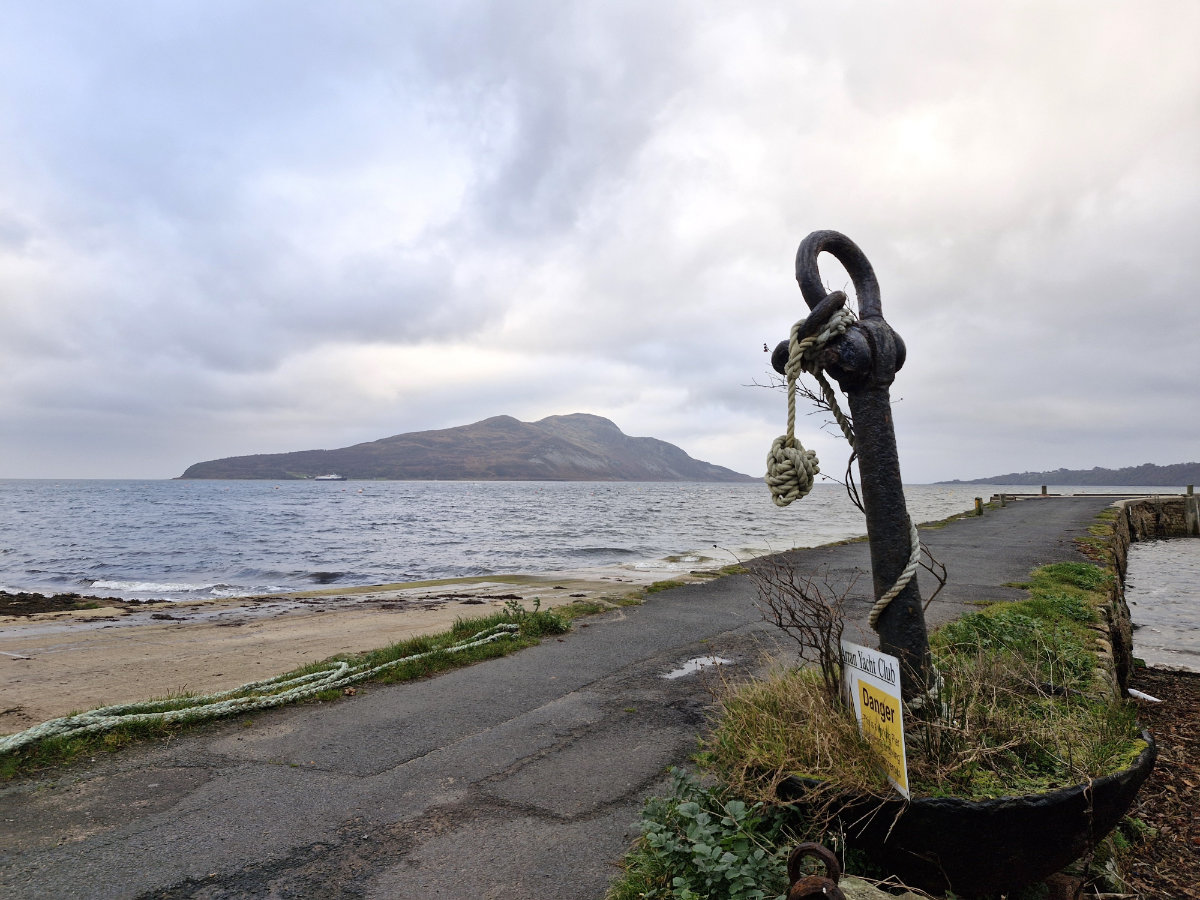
[939, 462, 1200, 486]
[178, 413, 757, 482]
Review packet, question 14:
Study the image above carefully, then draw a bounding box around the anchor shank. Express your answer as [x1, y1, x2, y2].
[845, 385, 931, 700]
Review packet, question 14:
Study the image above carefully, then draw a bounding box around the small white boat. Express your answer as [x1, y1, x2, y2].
[314, 474, 346, 481]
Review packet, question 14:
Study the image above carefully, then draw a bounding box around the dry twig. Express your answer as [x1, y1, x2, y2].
[748, 558, 856, 706]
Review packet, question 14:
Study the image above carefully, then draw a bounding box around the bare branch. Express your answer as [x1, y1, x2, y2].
[920, 542, 948, 609]
[748, 557, 858, 707]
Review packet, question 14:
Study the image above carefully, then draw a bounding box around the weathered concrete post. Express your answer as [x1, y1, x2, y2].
[772, 230, 931, 699]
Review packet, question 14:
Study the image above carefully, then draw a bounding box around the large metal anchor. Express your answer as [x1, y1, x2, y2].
[771, 230, 932, 699]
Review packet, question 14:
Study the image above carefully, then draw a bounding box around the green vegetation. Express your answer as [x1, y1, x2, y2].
[919, 561, 1131, 799]
[1077, 507, 1119, 563]
[643, 579, 689, 596]
[609, 555, 1144, 898]
[0, 602, 568, 780]
[1098, 814, 1157, 879]
[607, 768, 797, 900]
[559, 598, 618, 618]
[701, 666, 889, 802]
[689, 563, 750, 579]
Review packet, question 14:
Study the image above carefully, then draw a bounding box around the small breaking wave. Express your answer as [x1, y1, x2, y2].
[564, 547, 638, 557]
[82, 579, 249, 600]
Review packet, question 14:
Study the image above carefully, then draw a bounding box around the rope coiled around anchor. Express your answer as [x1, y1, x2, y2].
[869, 518, 921, 628]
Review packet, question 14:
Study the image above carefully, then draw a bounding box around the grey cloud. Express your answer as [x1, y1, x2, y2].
[441, 4, 687, 221]
[1, 2, 1197, 480]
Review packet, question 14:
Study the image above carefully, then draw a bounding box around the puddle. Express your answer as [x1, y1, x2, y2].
[663, 655, 733, 679]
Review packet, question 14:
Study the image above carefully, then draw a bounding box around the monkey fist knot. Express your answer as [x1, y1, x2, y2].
[765, 437, 819, 508]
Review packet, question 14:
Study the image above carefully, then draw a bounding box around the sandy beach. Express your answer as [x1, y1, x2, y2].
[0, 569, 677, 733]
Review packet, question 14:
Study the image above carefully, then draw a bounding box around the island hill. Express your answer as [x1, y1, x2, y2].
[178, 413, 757, 482]
[940, 461, 1200, 486]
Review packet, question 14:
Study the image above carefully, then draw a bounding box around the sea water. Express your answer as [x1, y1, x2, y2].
[0, 479, 1194, 656]
[0, 479, 999, 600]
[1126, 538, 1200, 673]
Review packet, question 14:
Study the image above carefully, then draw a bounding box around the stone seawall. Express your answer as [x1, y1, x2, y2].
[1100, 494, 1199, 692]
[1121, 494, 1200, 542]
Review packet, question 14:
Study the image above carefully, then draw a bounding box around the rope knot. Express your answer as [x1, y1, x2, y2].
[763, 306, 856, 508]
[765, 436, 819, 507]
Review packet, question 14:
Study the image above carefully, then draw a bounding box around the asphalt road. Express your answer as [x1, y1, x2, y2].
[0, 496, 1115, 899]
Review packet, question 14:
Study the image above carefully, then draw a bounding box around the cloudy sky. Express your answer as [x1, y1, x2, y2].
[1, 2, 1196, 482]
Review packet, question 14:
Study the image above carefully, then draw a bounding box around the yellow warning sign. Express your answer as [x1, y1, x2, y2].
[857, 679, 908, 795]
[841, 639, 909, 798]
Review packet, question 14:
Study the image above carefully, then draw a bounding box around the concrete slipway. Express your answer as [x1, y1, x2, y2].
[0, 496, 1115, 899]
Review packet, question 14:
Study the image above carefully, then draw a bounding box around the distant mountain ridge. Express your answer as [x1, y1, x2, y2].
[940, 462, 1200, 486]
[178, 414, 757, 482]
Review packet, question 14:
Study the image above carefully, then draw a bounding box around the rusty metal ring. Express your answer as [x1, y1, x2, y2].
[795, 230, 882, 319]
[787, 841, 842, 885]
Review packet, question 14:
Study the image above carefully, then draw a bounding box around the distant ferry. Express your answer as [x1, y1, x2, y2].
[314, 474, 347, 481]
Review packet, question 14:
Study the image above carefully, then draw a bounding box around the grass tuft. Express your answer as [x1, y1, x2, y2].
[700, 666, 889, 806]
[643, 579, 688, 596]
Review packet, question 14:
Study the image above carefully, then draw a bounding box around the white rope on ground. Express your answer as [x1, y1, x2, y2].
[767, 305, 921, 631]
[0, 622, 520, 756]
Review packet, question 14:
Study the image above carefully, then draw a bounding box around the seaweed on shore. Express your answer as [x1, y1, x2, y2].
[0, 591, 160, 617]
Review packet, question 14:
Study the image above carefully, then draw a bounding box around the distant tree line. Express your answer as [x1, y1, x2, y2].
[942, 462, 1200, 486]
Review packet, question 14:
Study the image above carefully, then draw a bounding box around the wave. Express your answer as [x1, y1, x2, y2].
[563, 547, 638, 557]
[306, 571, 350, 585]
[83, 578, 243, 597]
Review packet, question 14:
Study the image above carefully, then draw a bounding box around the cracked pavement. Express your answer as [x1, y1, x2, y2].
[0, 497, 1114, 899]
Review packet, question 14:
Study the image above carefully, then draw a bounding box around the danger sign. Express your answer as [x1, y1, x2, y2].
[841, 639, 909, 798]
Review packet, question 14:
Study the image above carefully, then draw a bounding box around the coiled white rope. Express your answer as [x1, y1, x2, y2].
[766, 305, 921, 630]
[765, 308, 856, 508]
[0, 622, 519, 756]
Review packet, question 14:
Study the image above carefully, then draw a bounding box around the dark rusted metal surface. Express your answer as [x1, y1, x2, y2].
[787, 842, 842, 883]
[786, 841, 846, 899]
[777, 732, 1158, 895]
[772, 229, 930, 698]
